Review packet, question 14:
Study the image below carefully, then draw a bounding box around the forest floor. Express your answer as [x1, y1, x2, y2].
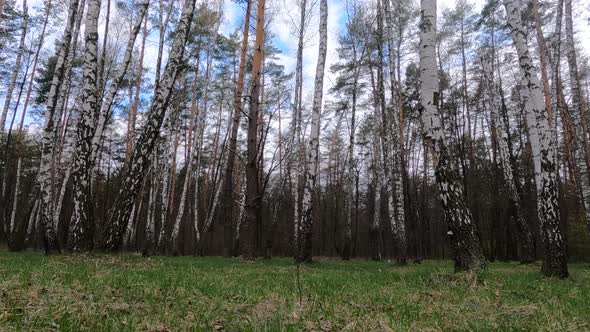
[0, 252, 589, 331]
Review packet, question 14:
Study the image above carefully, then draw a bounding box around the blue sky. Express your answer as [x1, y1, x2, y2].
[8, 0, 590, 131]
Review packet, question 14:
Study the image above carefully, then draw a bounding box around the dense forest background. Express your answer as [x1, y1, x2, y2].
[1, 0, 589, 274]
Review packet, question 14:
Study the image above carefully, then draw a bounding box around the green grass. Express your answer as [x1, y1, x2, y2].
[1, 252, 589, 331]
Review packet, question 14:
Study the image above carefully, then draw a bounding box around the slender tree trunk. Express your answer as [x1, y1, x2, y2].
[532, 0, 552, 122]
[157, 129, 174, 247]
[419, 0, 485, 272]
[504, 0, 568, 278]
[380, 0, 406, 264]
[143, 157, 158, 255]
[368, 53, 384, 262]
[219, 0, 251, 257]
[234, 172, 247, 255]
[70, 0, 150, 251]
[0, 0, 28, 236]
[0, 0, 28, 131]
[564, 0, 590, 233]
[68, 0, 101, 251]
[290, 0, 307, 258]
[297, 0, 327, 263]
[343, 80, 358, 261]
[97, 0, 110, 96]
[482, 54, 535, 263]
[3, 0, 51, 246]
[188, 36, 215, 253]
[371, 118, 383, 262]
[91, 1, 150, 170]
[37, 0, 81, 254]
[170, 55, 205, 251]
[125, 6, 149, 163]
[102, 0, 198, 251]
[154, 0, 174, 90]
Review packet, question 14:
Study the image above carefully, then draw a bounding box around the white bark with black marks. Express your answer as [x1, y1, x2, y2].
[290, 0, 307, 256]
[102, 0, 198, 251]
[37, 0, 81, 254]
[503, 0, 568, 278]
[68, 0, 101, 251]
[482, 53, 535, 263]
[419, 0, 485, 272]
[90, 0, 150, 169]
[0, 0, 28, 131]
[297, 0, 327, 263]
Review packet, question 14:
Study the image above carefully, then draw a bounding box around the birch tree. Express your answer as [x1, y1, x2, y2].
[102, 0, 198, 251]
[503, 0, 568, 278]
[296, 0, 327, 263]
[125, 6, 149, 163]
[290, 0, 308, 258]
[69, 0, 150, 251]
[68, 0, 101, 251]
[36, 0, 81, 254]
[419, 0, 485, 272]
[0, 0, 28, 236]
[332, 0, 367, 260]
[0, 0, 27, 131]
[171, 10, 219, 251]
[482, 52, 535, 263]
[377, 0, 407, 264]
[3, 0, 52, 246]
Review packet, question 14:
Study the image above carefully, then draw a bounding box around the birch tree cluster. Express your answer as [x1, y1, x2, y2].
[1, 0, 589, 278]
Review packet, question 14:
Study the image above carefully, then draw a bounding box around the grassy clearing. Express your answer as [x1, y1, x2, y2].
[0, 252, 589, 331]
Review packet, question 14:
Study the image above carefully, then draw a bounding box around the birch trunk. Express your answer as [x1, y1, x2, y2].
[0, 0, 28, 232]
[68, 0, 101, 251]
[38, 0, 86, 243]
[8, 158, 22, 237]
[482, 54, 535, 263]
[144, 155, 159, 255]
[198, 6, 225, 251]
[4, 0, 51, 246]
[102, 0, 198, 251]
[532, 0, 552, 121]
[26, 200, 40, 245]
[379, 0, 406, 264]
[371, 119, 384, 262]
[37, 0, 81, 254]
[296, 0, 327, 263]
[157, 136, 173, 247]
[90, 0, 150, 169]
[54, 168, 71, 235]
[234, 172, 247, 255]
[389, 108, 407, 264]
[52, 0, 86, 158]
[342, 78, 358, 261]
[97, 0, 110, 97]
[0, 0, 27, 131]
[172, 113, 200, 248]
[154, 0, 174, 89]
[125, 7, 149, 163]
[503, 0, 568, 278]
[172, 34, 214, 251]
[290, 0, 307, 257]
[419, 0, 485, 272]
